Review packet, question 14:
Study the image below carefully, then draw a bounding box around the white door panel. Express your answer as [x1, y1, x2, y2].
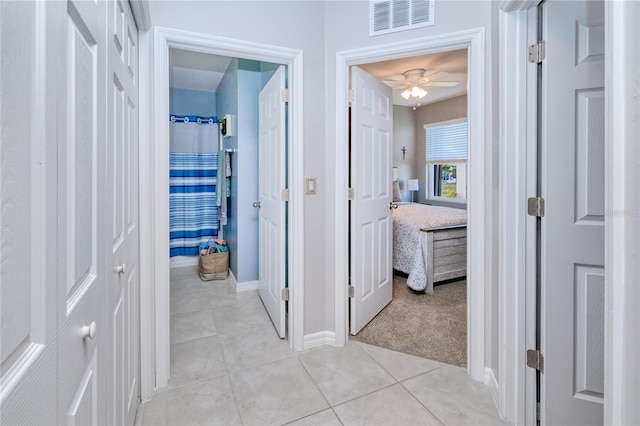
[540, 1, 605, 424]
[106, 0, 140, 424]
[350, 66, 393, 335]
[0, 1, 59, 423]
[56, 0, 107, 424]
[258, 66, 287, 338]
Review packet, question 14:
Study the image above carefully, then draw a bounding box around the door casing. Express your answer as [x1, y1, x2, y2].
[139, 27, 305, 400]
[334, 28, 487, 383]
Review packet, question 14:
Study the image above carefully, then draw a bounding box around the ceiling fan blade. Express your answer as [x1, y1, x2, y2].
[422, 81, 459, 87]
[423, 70, 449, 81]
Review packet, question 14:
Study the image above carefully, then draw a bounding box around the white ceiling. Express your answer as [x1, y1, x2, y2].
[168, 47, 468, 107]
[169, 48, 232, 92]
[359, 48, 468, 107]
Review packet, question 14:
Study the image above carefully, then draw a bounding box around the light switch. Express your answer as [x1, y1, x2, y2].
[306, 177, 316, 194]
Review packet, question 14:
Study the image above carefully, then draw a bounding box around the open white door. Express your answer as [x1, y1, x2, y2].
[258, 66, 287, 338]
[540, 0, 605, 424]
[350, 66, 393, 335]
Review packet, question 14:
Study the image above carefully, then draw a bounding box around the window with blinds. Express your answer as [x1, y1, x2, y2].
[426, 120, 468, 162]
[425, 119, 468, 201]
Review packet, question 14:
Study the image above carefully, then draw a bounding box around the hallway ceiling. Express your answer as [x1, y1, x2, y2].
[359, 48, 468, 107]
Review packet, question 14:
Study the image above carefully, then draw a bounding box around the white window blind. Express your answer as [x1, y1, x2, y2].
[426, 121, 468, 161]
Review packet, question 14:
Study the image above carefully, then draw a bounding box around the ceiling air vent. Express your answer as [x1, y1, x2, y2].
[370, 0, 434, 36]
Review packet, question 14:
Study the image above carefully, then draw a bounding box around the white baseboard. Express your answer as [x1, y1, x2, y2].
[228, 270, 259, 293]
[237, 280, 259, 292]
[303, 331, 336, 349]
[485, 367, 500, 413]
[170, 255, 199, 268]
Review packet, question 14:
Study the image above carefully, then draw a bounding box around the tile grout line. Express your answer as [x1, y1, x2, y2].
[397, 371, 447, 426]
[353, 342, 447, 425]
[295, 355, 340, 423]
[214, 293, 246, 426]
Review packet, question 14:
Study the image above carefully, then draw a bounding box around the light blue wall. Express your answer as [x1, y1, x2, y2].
[217, 59, 240, 278]
[169, 88, 216, 117]
[217, 58, 280, 283]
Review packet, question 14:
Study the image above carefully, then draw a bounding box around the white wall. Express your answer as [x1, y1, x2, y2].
[323, 0, 499, 378]
[149, 1, 328, 334]
[149, 1, 500, 382]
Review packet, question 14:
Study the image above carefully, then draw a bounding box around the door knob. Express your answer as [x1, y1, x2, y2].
[389, 202, 399, 209]
[252, 202, 261, 208]
[81, 321, 96, 339]
[116, 264, 126, 275]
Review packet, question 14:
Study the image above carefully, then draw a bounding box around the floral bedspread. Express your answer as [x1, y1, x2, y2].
[392, 203, 467, 292]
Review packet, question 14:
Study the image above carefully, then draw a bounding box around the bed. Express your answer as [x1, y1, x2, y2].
[392, 202, 467, 293]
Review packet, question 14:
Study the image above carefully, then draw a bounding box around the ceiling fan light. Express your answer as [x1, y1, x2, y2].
[410, 85, 421, 97]
[417, 88, 427, 98]
[401, 89, 411, 100]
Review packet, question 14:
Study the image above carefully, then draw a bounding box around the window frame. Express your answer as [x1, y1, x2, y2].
[424, 118, 468, 204]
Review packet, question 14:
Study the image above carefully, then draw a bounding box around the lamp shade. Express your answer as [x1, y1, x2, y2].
[407, 179, 419, 191]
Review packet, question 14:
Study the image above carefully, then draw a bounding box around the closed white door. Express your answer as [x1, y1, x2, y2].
[105, 1, 140, 424]
[55, 0, 109, 424]
[350, 66, 393, 335]
[540, 0, 605, 424]
[0, 2, 64, 423]
[257, 66, 287, 338]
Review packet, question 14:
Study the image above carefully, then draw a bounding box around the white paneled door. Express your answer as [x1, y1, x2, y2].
[0, 1, 60, 423]
[350, 66, 393, 335]
[540, 0, 605, 424]
[257, 66, 287, 338]
[106, 1, 140, 425]
[56, 0, 107, 424]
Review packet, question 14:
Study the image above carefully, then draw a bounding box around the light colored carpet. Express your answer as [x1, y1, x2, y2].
[351, 274, 467, 367]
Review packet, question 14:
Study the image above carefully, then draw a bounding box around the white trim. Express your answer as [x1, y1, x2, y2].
[333, 28, 487, 382]
[141, 27, 305, 396]
[236, 280, 259, 293]
[169, 255, 199, 269]
[303, 331, 336, 349]
[227, 270, 259, 292]
[128, 0, 151, 32]
[498, 3, 539, 425]
[138, 28, 155, 402]
[604, 1, 640, 425]
[485, 367, 500, 412]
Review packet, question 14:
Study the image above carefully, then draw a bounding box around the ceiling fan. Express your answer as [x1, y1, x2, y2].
[383, 69, 459, 101]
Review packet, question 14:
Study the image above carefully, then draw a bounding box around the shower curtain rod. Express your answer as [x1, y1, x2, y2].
[169, 114, 218, 124]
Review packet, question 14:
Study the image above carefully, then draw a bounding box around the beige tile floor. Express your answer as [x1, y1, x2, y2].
[136, 266, 507, 426]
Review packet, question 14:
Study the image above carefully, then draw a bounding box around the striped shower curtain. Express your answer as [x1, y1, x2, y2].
[169, 117, 219, 257]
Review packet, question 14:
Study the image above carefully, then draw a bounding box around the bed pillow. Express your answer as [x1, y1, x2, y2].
[392, 180, 402, 202]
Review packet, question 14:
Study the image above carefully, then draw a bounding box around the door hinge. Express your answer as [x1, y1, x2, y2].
[348, 89, 355, 106]
[527, 349, 544, 373]
[348, 284, 355, 298]
[281, 188, 289, 202]
[281, 88, 290, 103]
[281, 288, 289, 301]
[348, 187, 355, 200]
[527, 197, 545, 217]
[528, 41, 545, 64]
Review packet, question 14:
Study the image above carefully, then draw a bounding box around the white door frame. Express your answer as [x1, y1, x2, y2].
[138, 27, 305, 399]
[333, 28, 487, 383]
[499, 1, 640, 425]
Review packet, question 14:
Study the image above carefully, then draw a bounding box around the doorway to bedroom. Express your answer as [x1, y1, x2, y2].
[347, 48, 471, 368]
